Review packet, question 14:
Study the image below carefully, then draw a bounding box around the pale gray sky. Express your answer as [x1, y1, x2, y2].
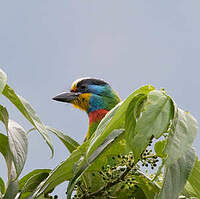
[0, 0, 200, 197]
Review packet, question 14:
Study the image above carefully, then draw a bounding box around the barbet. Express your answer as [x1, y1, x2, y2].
[53, 78, 121, 140]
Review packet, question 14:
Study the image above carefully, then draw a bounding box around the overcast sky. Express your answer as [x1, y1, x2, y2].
[0, 0, 200, 197]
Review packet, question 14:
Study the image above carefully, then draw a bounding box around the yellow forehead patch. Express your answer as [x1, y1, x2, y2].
[72, 93, 91, 111]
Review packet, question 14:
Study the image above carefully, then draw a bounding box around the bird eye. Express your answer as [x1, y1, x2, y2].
[80, 85, 87, 90]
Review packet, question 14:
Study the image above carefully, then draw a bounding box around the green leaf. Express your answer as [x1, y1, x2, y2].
[7, 120, 28, 179]
[154, 140, 167, 158]
[32, 141, 90, 197]
[125, 94, 147, 149]
[0, 69, 7, 96]
[157, 147, 196, 199]
[186, 157, 200, 197]
[2, 84, 54, 157]
[19, 169, 51, 191]
[67, 129, 124, 199]
[164, 108, 198, 166]
[0, 105, 9, 131]
[0, 133, 17, 182]
[87, 85, 155, 159]
[130, 90, 174, 160]
[46, 126, 80, 153]
[0, 177, 5, 194]
[3, 181, 18, 199]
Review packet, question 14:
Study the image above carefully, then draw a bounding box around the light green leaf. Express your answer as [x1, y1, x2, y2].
[0, 105, 9, 132]
[131, 90, 174, 160]
[0, 177, 5, 194]
[67, 129, 124, 199]
[0, 133, 17, 182]
[157, 148, 196, 199]
[186, 157, 200, 197]
[8, 120, 28, 179]
[0, 69, 7, 96]
[154, 140, 167, 158]
[164, 108, 198, 166]
[46, 126, 80, 153]
[2, 84, 54, 157]
[87, 85, 155, 159]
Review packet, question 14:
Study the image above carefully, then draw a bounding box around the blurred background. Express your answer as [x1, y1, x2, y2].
[0, 0, 199, 197]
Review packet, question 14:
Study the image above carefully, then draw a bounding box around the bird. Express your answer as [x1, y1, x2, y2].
[52, 78, 121, 140]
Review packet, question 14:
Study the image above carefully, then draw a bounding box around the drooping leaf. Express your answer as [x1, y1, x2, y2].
[87, 85, 155, 159]
[0, 69, 7, 96]
[164, 108, 198, 166]
[2, 85, 54, 157]
[0, 177, 5, 194]
[7, 120, 28, 179]
[46, 126, 80, 153]
[157, 147, 196, 199]
[67, 129, 124, 199]
[0, 105, 9, 131]
[3, 181, 18, 199]
[130, 90, 174, 160]
[19, 169, 51, 191]
[0, 133, 17, 182]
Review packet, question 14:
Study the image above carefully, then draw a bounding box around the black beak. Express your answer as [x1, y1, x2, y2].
[52, 92, 80, 103]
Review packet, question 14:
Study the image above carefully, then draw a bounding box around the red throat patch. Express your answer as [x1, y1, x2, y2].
[89, 109, 109, 124]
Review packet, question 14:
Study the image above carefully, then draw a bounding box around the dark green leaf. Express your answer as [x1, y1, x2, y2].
[8, 120, 28, 179]
[3, 181, 18, 199]
[67, 129, 124, 199]
[164, 108, 198, 166]
[19, 169, 51, 191]
[130, 90, 173, 160]
[0, 105, 9, 132]
[157, 148, 196, 199]
[46, 126, 79, 153]
[0, 177, 5, 194]
[0, 133, 17, 182]
[0, 69, 7, 96]
[2, 85, 54, 157]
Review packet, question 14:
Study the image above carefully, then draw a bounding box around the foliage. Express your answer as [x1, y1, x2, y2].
[0, 68, 199, 199]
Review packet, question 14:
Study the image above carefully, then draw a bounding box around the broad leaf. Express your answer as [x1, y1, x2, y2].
[67, 129, 124, 199]
[46, 126, 80, 153]
[157, 148, 196, 199]
[164, 108, 198, 166]
[154, 140, 167, 158]
[8, 120, 28, 179]
[87, 85, 155, 158]
[0, 133, 17, 182]
[2, 85, 54, 157]
[130, 90, 173, 160]
[0, 69, 7, 96]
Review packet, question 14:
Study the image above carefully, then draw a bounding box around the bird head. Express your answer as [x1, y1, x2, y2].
[53, 77, 121, 140]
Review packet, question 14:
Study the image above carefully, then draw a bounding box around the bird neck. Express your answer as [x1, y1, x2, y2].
[85, 109, 109, 140]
